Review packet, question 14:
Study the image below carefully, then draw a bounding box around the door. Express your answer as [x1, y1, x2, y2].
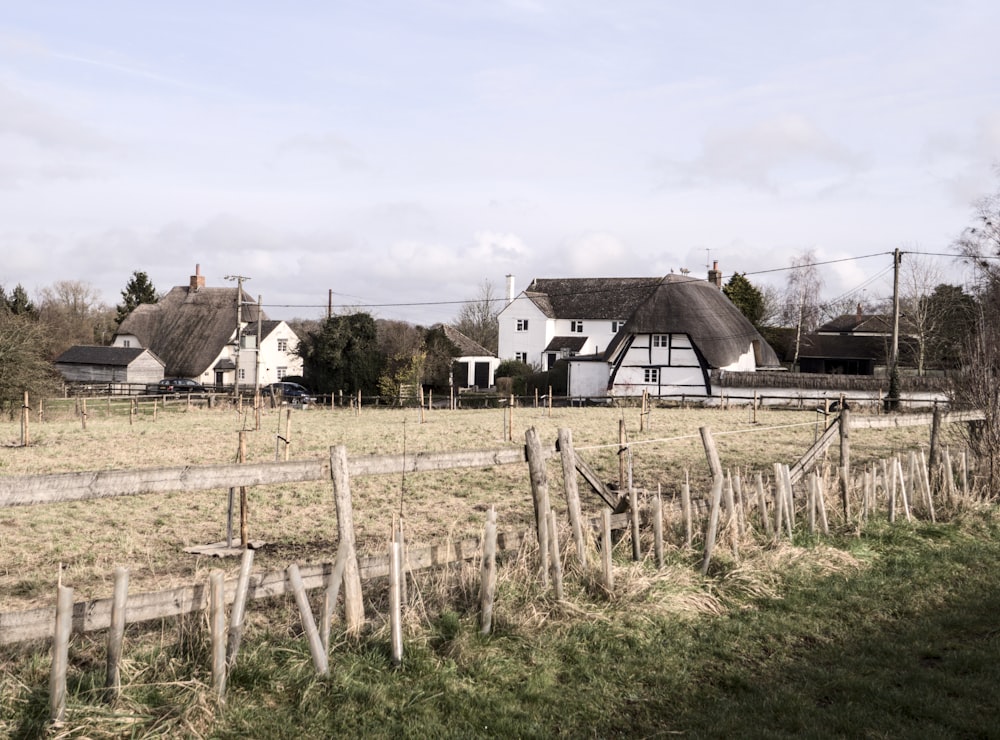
[474, 361, 490, 389]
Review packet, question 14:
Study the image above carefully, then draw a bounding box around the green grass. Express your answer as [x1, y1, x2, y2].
[5, 509, 1000, 738]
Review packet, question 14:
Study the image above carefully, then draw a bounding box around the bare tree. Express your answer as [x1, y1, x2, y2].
[898, 252, 943, 376]
[454, 279, 501, 354]
[37, 280, 115, 357]
[782, 250, 824, 368]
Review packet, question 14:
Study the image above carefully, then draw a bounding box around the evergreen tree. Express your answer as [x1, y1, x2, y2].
[115, 271, 158, 326]
[8, 284, 36, 317]
[722, 272, 765, 328]
[298, 312, 384, 395]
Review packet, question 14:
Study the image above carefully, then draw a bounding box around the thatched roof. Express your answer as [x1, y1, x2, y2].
[524, 277, 662, 319]
[607, 274, 782, 369]
[55, 345, 159, 367]
[116, 285, 264, 377]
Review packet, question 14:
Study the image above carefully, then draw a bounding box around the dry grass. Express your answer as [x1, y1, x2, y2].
[0, 401, 952, 614]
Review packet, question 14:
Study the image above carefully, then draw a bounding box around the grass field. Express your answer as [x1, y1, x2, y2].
[2, 399, 989, 738]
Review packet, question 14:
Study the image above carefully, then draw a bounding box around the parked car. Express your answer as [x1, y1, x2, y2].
[154, 378, 205, 394]
[266, 381, 313, 405]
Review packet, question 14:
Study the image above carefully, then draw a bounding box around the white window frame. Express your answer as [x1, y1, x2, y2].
[277, 338, 289, 352]
[515, 352, 528, 364]
[277, 366, 288, 379]
[570, 320, 584, 333]
[644, 367, 659, 384]
[516, 319, 529, 332]
[652, 335, 669, 348]
[610, 321, 624, 333]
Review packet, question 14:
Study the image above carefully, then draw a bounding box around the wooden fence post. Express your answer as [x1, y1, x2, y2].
[557, 428, 587, 567]
[601, 508, 614, 592]
[210, 570, 227, 698]
[321, 541, 351, 652]
[283, 409, 292, 462]
[239, 431, 249, 547]
[524, 427, 550, 586]
[699, 426, 723, 481]
[105, 567, 129, 702]
[839, 407, 851, 520]
[629, 483, 640, 561]
[699, 475, 724, 576]
[653, 485, 664, 569]
[480, 506, 497, 636]
[681, 471, 693, 548]
[287, 564, 329, 675]
[227, 548, 255, 668]
[330, 445, 365, 635]
[547, 510, 564, 600]
[21, 391, 29, 447]
[50, 584, 73, 723]
[755, 471, 773, 536]
[389, 538, 404, 666]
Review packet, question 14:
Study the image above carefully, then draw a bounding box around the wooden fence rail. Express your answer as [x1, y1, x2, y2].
[0, 446, 557, 509]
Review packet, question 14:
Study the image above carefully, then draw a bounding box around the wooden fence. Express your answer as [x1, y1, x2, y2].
[1, 409, 988, 720]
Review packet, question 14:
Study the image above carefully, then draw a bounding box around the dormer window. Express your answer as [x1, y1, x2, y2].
[610, 321, 624, 333]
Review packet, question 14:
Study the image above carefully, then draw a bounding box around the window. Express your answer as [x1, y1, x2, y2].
[277, 366, 288, 379]
[515, 352, 528, 364]
[644, 368, 659, 384]
[570, 320, 584, 333]
[277, 338, 289, 352]
[238, 368, 246, 380]
[122, 339, 131, 348]
[652, 335, 669, 348]
[610, 321, 624, 333]
[516, 319, 529, 332]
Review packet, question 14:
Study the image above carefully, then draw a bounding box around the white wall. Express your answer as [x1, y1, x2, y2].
[567, 361, 611, 396]
[497, 297, 548, 365]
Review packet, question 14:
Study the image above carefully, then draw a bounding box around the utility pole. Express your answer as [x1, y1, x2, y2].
[888, 249, 902, 411]
[225, 275, 252, 396]
[255, 294, 263, 397]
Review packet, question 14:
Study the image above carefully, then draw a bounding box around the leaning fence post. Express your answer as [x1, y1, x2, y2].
[227, 548, 255, 668]
[524, 427, 550, 586]
[601, 508, 614, 592]
[681, 471, 693, 548]
[50, 583, 73, 723]
[288, 564, 329, 675]
[105, 567, 129, 702]
[653, 485, 664, 569]
[557, 428, 587, 567]
[839, 407, 851, 520]
[330, 445, 365, 635]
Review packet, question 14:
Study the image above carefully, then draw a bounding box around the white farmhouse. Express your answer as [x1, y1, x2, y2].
[499, 267, 781, 398]
[113, 265, 302, 388]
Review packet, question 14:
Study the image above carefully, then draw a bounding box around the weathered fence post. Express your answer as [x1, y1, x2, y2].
[755, 471, 772, 536]
[699, 475, 725, 576]
[321, 541, 350, 653]
[839, 407, 851, 520]
[389, 539, 403, 667]
[699, 426, 723, 481]
[105, 567, 129, 702]
[547, 510, 564, 600]
[601, 508, 614, 592]
[524, 427, 550, 586]
[480, 506, 498, 636]
[629, 483, 640, 561]
[681, 471, 693, 548]
[210, 570, 227, 698]
[557, 428, 587, 567]
[21, 391, 29, 447]
[50, 583, 73, 723]
[287, 564, 329, 675]
[283, 409, 292, 462]
[723, 471, 739, 560]
[330, 445, 365, 635]
[227, 547, 255, 668]
[653, 485, 664, 569]
[239, 431, 249, 547]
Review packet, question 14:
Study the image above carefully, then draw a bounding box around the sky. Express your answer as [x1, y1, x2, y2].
[2, 1, 999, 326]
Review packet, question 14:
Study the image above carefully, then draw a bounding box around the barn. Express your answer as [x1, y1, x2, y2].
[54, 346, 165, 386]
[567, 273, 781, 397]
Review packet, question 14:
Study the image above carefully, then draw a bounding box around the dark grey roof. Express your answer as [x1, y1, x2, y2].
[116, 285, 264, 377]
[524, 277, 662, 319]
[544, 336, 588, 352]
[55, 345, 155, 367]
[243, 320, 283, 340]
[817, 313, 916, 336]
[438, 324, 494, 357]
[607, 274, 781, 369]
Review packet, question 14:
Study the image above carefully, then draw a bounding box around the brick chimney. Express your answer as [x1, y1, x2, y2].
[707, 260, 723, 289]
[190, 264, 206, 292]
[856, 302, 863, 322]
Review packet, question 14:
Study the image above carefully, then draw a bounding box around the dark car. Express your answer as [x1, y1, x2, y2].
[266, 381, 313, 405]
[154, 378, 205, 394]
